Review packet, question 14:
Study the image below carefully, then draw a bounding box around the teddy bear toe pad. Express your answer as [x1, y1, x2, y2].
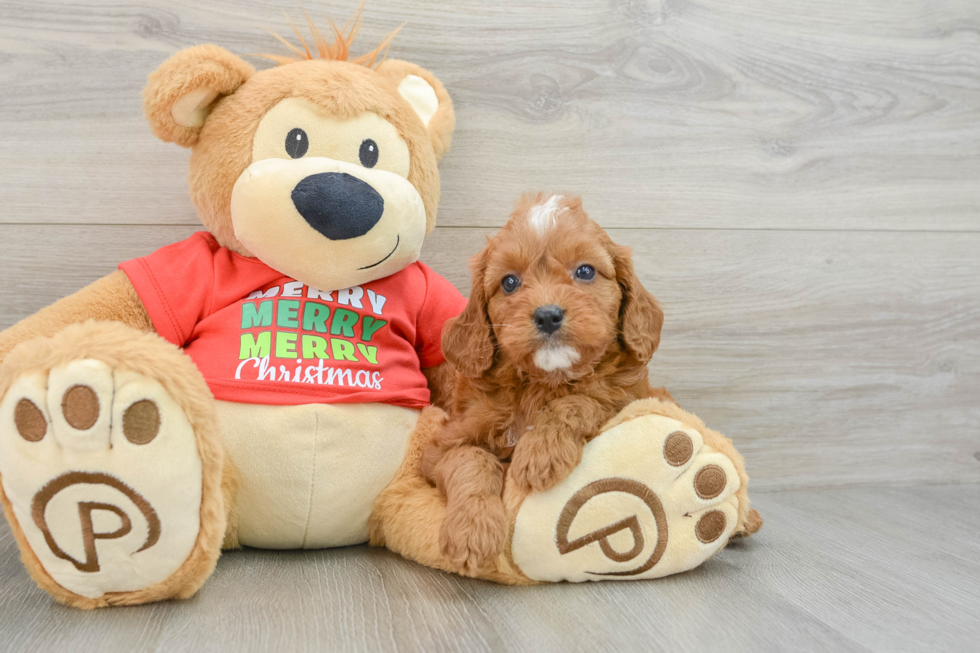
[0, 359, 204, 599]
[511, 412, 740, 582]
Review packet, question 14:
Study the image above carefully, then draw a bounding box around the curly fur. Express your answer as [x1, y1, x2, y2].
[420, 194, 669, 572]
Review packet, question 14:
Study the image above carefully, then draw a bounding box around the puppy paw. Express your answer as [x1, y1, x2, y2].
[509, 435, 583, 493]
[439, 495, 508, 575]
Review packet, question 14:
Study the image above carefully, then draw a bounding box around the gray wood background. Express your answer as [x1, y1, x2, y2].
[1, 1, 979, 650]
[2, 0, 978, 490]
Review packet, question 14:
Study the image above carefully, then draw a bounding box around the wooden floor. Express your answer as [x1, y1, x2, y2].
[1, 484, 978, 652]
[1, 0, 979, 650]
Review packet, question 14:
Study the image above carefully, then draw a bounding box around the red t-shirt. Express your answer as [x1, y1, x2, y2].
[119, 232, 465, 408]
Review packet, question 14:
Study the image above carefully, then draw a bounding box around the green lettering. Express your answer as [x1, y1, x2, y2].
[275, 332, 298, 359]
[241, 301, 273, 329]
[330, 308, 359, 338]
[331, 339, 358, 362]
[277, 300, 300, 328]
[239, 332, 271, 359]
[302, 302, 330, 333]
[356, 343, 378, 364]
[301, 335, 330, 359]
[360, 316, 387, 342]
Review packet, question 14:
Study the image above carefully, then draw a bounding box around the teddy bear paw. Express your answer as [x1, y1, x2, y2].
[511, 408, 741, 582]
[0, 356, 211, 603]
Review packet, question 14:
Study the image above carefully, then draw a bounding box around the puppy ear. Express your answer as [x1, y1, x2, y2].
[442, 250, 494, 377]
[374, 59, 455, 161]
[613, 244, 664, 363]
[143, 45, 254, 148]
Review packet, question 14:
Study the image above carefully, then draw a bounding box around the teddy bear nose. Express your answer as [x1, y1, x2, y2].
[533, 305, 565, 335]
[291, 172, 385, 240]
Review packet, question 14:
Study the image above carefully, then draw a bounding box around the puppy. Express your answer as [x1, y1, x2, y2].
[421, 193, 669, 573]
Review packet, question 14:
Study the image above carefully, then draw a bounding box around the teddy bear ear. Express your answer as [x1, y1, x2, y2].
[375, 59, 456, 161]
[143, 44, 255, 148]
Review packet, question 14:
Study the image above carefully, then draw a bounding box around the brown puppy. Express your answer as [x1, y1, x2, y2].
[420, 193, 669, 573]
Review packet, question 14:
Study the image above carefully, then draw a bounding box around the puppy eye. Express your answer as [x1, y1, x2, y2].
[359, 139, 379, 168]
[285, 128, 309, 159]
[574, 264, 596, 281]
[501, 274, 522, 294]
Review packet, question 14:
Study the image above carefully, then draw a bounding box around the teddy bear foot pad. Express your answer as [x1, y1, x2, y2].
[511, 408, 740, 582]
[0, 353, 210, 604]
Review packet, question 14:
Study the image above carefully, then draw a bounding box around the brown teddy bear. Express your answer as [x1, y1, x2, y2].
[0, 17, 757, 608]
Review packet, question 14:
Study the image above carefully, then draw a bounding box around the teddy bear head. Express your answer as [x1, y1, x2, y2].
[142, 21, 454, 291]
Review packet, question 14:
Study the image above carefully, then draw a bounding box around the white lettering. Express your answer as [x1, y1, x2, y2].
[234, 356, 384, 390]
[246, 287, 280, 300]
[336, 286, 364, 309]
[327, 368, 353, 386]
[281, 281, 304, 297]
[367, 289, 387, 316]
[307, 286, 333, 301]
[236, 358, 258, 379]
[258, 356, 276, 380]
[302, 360, 320, 384]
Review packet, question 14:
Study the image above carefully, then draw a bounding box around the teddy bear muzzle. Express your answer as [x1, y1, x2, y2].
[229, 155, 427, 291]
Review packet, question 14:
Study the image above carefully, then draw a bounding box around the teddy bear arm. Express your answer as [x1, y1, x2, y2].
[0, 270, 153, 363]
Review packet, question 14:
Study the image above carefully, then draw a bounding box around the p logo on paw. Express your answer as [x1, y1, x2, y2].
[555, 478, 668, 576]
[31, 471, 161, 574]
[511, 410, 740, 582]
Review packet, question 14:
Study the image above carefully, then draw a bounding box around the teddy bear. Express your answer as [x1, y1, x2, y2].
[0, 17, 758, 608]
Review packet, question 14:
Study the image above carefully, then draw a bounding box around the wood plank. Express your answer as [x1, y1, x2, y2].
[1, 0, 979, 230]
[1, 486, 978, 652]
[717, 485, 980, 653]
[2, 224, 978, 490]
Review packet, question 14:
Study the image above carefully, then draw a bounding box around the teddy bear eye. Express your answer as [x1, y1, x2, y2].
[285, 128, 308, 159]
[574, 264, 596, 281]
[359, 139, 379, 168]
[501, 275, 521, 294]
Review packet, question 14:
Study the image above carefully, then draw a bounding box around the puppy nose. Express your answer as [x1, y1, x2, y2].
[291, 172, 384, 240]
[533, 305, 565, 335]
